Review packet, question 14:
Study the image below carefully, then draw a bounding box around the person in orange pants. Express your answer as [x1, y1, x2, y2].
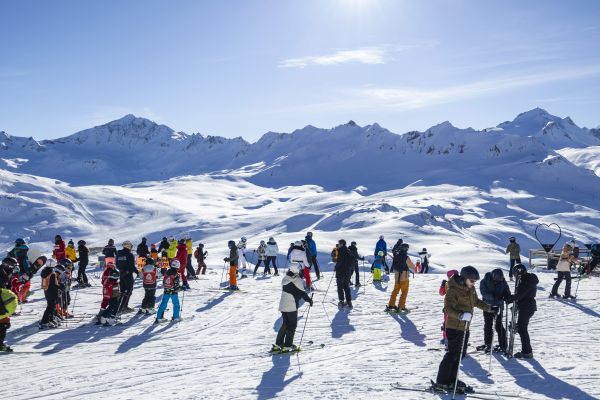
[386, 241, 415, 313]
[224, 240, 239, 290]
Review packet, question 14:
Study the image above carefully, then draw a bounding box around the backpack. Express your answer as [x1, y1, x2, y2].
[591, 244, 600, 257]
[194, 249, 200, 258]
[331, 248, 338, 262]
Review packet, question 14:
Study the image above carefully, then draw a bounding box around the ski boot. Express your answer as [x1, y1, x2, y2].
[281, 344, 298, 353]
[355, 282, 362, 288]
[146, 308, 155, 315]
[346, 301, 354, 309]
[171, 317, 181, 323]
[385, 305, 399, 313]
[563, 294, 577, 300]
[429, 381, 453, 393]
[549, 293, 561, 299]
[138, 308, 146, 315]
[270, 344, 282, 353]
[514, 352, 534, 359]
[456, 380, 474, 394]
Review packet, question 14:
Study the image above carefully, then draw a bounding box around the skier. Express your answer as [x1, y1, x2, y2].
[372, 251, 385, 282]
[507, 263, 539, 359]
[100, 270, 121, 326]
[56, 258, 74, 318]
[155, 260, 181, 323]
[194, 243, 207, 275]
[335, 240, 353, 308]
[53, 234, 66, 262]
[8, 239, 30, 303]
[587, 243, 600, 274]
[185, 236, 195, 279]
[40, 260, 60, 328]
[136, 237, 149, 258]
[265, 237, 279, 276]
[253, 240, 268, 276]
[97, 261, 116, 323]
[66, 240, 77, 263]
[418, 248, 431, 274]
[506, 236, 521, 280]
[158, 237, 170, 253]
[150, 243, 159, 263]
[117, 240, 138, 313]
[479, 269, 511, 353]
[237, 236, 249, 276]
[288, 241, 310, 290]
[167, 237, 177, 261]
[102, 239, 117, 262]
[224, 240, 240, 290]
[433, 266, 495, 394]
[8, 238, 29, 274]
[272, 263, 314, 353]
[386, 241, 416, 313]
[549, 243, 577, 299]
[159, 251, 170, 275]
[75, 240, 90, 288]
[0, 258, 18, 290]
[0, 286, 17, 351]
[305, 232, 321, 280]
[439, 269, 459, 348]
[176, 239, 191, 289]
[374, 235, 389, 274]
[140, 258, 157, 314]
[348, 241, 365, 287]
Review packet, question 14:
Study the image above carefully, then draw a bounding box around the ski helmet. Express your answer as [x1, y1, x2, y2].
[378, 250, 385, 257]
[491, 268, 504, 282]
[15, 238, 25, 245]
[268, 237, 274, 242]
[307, 232, 313, 237]
[198, 242, 204, 247]
[260, 240, 265, 245]
[178, 239, 185, 245]
[422, 248, 427, 252]
[122, 240, 133, 250]
[78, 240, 86, 246]
[109, 270, 120, 280]
[2, 257, 18, 267]
[513, 263, 527, 277]
[228, 240, 235, 248]
[55, 234, 62, 241]
[241, 236, 247, 242]
[68, 240, 74, 246]
[142, 237, 147, 242]
[338, 239, 346, 246]
[509, 236, 516, 242]
[171, 259, 181, 269]
[143, 264, 154, 273]
[145, 257, 155, 266]
[351, 241, 357, 246]
[108, 238, 114, 245]
[446, 269, 458, 278]
[460, 266, 480, 281]
[60, 258, 73, 267]
[401, 243, 409, 251]
[379, 235, 384, 240]
[288, 263, 301, 275]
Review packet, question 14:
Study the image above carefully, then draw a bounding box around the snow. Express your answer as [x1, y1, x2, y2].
[5, 260, 600, 399]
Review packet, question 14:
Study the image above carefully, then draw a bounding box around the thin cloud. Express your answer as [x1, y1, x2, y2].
[279, 46, 387, 68]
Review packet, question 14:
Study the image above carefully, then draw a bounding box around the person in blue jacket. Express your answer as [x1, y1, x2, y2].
[305, 232, 321, 280]
[479, 268, 511, 353]
[374, 235, 389, 274]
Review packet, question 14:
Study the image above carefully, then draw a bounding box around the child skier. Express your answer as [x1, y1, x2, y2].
[100, 270, 121, 326]
[53, 234, 66, 262]
[176, 239, 191, 290]
[159, 252, 169, 275]
[140, 258, 157, 314]
[373, 251, 385, 282]
[150, 243, 159, 264]
[224, 240, 239, 290]
[253, 240, 268, 276]
[155, 260, 181, 323]
[272, 264, 313, 353]
[194, 243, 207, 275]
[0, 287, 18, 352]
[439, 270, 458, 347]
[167, 237, 177, 261]
[66, 240, 77, 263]
[97, 261, 116, 323]
[58, 259, 74, 318]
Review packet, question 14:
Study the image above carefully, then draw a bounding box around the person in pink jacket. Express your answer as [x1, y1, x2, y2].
[175, 239, 190, 290]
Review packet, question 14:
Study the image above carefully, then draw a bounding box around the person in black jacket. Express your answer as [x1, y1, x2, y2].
[40, 261, 60, 328]
[348, 241, 365, 287]
[335, 240, 354, 308]
[75, 240, 90, 287]
[117, 240, 138, 313]
[136, 237, 149, 258]
[507, 264, 538, 359]
[0, 258, 18, 289]
[103, 239, 117, 259]
[479, 268, 511, 353]
[158, 237, 170, 253]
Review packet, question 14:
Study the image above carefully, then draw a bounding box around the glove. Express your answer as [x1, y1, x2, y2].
[308, 299, 313, 307]
[224, 257, 229, 262]
[440, 279, 447, 287]
[459, 312, 472, 322]
[21, 274, 30, 282]
[491, 306, 500, 315]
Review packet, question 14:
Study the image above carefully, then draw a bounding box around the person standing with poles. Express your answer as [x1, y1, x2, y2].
[305, 232, 321, 280]
[432, 266, 495, 395]
[478, 269, 511, 354]
[348, 241, 364, 287]
[272, 263, 313, 353]
[117, 240, 138, 313]
[265, 237, 279, 276]
[506, 236, 521, 281]
[335, 240, 354, 309]
[506, 263, 538, 359]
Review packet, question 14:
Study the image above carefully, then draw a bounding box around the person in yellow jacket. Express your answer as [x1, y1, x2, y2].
[185, 237, 196, 279]
[167, 238, 177, 261]
[65, 240, 77, 262]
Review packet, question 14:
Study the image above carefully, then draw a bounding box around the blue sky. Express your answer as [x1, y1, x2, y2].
[1, 0, 599, 141]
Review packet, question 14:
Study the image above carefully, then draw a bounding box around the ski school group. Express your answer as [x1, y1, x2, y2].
[1, 230, 599, 396]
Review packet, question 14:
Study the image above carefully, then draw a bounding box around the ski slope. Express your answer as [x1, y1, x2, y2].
[4, 258, 600, 400]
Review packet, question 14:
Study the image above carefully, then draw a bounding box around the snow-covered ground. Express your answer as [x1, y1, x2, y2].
[5, 258, 600, 400]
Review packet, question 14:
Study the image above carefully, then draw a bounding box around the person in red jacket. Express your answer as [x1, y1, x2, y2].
[176, 239, 190, 290]
[100, 270, 121, 326]
[97, 261, 116, 323]
[53, 235, 66, 262]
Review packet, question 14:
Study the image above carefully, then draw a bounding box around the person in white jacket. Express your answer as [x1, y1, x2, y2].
[272, 263, 313, 353]
[237, 237, 248, 276]
[550, 243, 577, 299]
[265, 237, 280, 276]
[289, 241, 312, 290]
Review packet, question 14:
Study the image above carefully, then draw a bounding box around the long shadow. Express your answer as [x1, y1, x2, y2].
[556, 299, 600, 318]
[504, 358, 596, 399]
[390, 313, 426, 347]
[255, 354, 302, 400]
[331, 308, 355, 339]
[7, 320, 43, 345]
[196, 292, 233, 313]
[373, 281, 388, 292]
[115, 319, 174, 353]
[461, 355, 494, 384]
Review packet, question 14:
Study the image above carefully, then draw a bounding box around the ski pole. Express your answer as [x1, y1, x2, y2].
[179, 288, 186, 325]
[487, 311, 496, 376]
[574, 272, 582, 298]
[218, 261, 227, 289]
[321, 270, 336, 304]
[452, 320, 470, 400]
[298, 293, 314, 349]
[363, 259, 366, 295]
[71, 284, 79, 317]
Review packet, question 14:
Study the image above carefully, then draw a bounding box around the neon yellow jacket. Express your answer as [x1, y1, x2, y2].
[66, 246, 77, 261]
[167, 240, 177, 259]
[186, 239, 193, 255]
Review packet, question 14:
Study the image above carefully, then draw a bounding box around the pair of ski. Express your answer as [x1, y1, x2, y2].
[267, 341, 325, 356]
[391, 381, 521, 399]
